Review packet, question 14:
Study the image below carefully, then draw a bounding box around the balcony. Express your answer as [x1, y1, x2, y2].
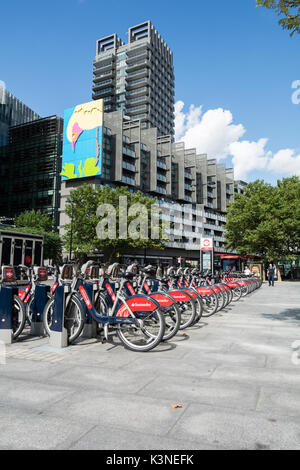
[92, 79, 113, 91]
[126, 104, 148, 114]
[122, 146, 136, 158]
[156, 186, 167, 195]
[93, 70, 114, 82]
[157, 160, 167, 170]
[93, 54, 114, 67]
[92, 88, 114, 100]
[126, 87, 148, 98]
[121, 175, 135, 186]
[126, 95, 149, 107]
[122, 161, 136, 172]
[126, 68, 148, 81]
[125, 77, 150, 89]
[184, 171, 193, 179]
[157, 173, 167, 183]
[126, 59, 150, 73]
[126, 48, 148, 62]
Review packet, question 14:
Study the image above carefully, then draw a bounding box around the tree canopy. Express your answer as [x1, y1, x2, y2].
[225, 176, 300, 266]
[63, 184, 167, 261]
[256, 0, 300, 36]
[12, 210, 62, 263]
[15, 210, 53, 232]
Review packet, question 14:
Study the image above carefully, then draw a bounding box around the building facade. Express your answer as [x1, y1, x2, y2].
[234, 180, 248, 195]
[60, 110, 236, 264]
[0, 84, 40, 147]
[0, 116, 63, 230]
[92, 21, 175, 137]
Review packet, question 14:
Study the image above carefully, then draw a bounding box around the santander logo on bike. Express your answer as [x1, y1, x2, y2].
[79, 286, 92, 309]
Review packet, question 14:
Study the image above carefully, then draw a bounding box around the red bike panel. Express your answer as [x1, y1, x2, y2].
[210, 286, 221, 293]
[226, 282, 239, 288]
[196, 287, 214, 295]
[150, 293, 174, 306]
[168, 291, 192, 302]
[182, 288, 197, 299]
[116, 296, 159, 317]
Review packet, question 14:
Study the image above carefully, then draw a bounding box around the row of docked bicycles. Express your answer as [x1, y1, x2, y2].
[0, 262, 262, 352]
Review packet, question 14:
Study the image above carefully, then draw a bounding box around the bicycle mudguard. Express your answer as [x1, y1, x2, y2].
[210, 286, 221, 293]
[116, 295, 160, 317]
[150, 292, 174, 307]
[195, 286, 214, 296]
[167, 290, 194, 302]
[220, 283, 230, 291]
[226, 282, 239, 288]
[181, 288, 198, 299]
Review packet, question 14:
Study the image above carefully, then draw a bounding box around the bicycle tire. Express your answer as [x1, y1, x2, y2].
[43, 294, 85, 344]
[115, 306, 165, 352]
[201, 293, 219, 317]
[12, 295, 26, 340]
[26, 293, 52, 326]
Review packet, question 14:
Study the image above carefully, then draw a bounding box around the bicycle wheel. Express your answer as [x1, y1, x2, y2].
[43, 294, 84, 344]
[162, 303, 181, 341]
[27, 293, 52, 326]
[12, 295, 26, 340]
[150, 292, 181, 341]
[231, 285, 242, 302]
[26, 295, 34, 326]
[178, 298, 197, 330]
[202, 293, 219, 317]
[216, 290, 226, 311]
[192, 297, 204, 324]
[116, 307, 165, 352]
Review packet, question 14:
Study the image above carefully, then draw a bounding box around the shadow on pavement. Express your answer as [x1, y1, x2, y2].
[262, 308, 300, 322]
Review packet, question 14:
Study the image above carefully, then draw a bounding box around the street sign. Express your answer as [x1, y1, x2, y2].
[200, 237, 213, 251]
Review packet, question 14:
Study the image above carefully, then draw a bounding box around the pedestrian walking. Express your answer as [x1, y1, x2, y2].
[244, 266, 251, 276]
[267, 263, 276, 286]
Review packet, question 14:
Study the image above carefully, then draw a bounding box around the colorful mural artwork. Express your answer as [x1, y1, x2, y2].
[61, 99, 104, 180]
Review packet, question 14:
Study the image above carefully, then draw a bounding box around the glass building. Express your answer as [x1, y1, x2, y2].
[0, 116, 63, 230]
[0, 83, 40, 147]
[92, 21, 175, 137]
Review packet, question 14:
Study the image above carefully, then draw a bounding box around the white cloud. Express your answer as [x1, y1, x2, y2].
[268, 149, 300, 176]
[229, 139, 270, 180]
[174, 100, 299, 181]
[175, 103, 245, 159]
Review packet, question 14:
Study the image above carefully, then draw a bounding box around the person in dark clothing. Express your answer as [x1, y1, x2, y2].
[267, 263, 276, 286]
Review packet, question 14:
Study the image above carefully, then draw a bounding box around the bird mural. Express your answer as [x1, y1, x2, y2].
[71, 122, 83, 152]
[61, 99, 104, 180]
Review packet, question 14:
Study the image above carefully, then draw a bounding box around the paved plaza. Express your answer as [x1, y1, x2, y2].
[0, 282, 300, 450]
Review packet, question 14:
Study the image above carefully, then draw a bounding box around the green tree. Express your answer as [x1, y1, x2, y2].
[15, 210, 53, 232]
[63, 184, 167, 261]
[256, 0, 300, 36]
[225, 177, 300, 278]
[12, 209, 62, 263]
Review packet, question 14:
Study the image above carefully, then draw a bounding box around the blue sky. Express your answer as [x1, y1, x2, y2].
[1, 0, 299, 184]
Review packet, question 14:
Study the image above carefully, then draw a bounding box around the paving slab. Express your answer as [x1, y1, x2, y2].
[0, 281, 300, 449]
[169, 403, 300, 450]
[42, 390, 187, 436]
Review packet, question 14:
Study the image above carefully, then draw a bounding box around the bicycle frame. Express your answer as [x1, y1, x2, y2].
[78, 277, 161, 326]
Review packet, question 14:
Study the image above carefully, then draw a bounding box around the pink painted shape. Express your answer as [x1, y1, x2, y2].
[72, 122, 83, 152]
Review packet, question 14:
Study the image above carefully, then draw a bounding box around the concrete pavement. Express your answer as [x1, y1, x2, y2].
[0, 281, 300, 450]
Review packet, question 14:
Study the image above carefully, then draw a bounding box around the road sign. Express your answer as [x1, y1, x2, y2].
[200, 237, 213, 251]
